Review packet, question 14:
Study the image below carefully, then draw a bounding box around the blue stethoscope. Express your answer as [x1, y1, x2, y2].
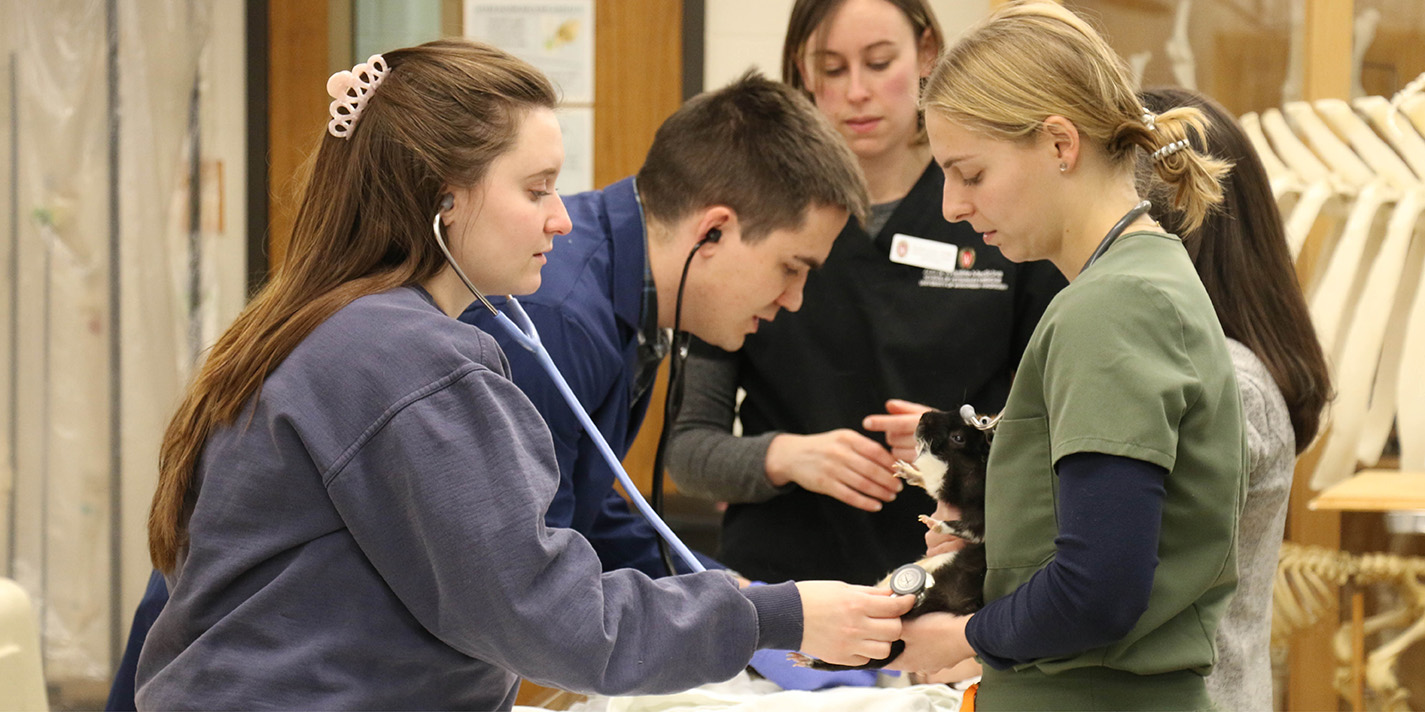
[432, 207, 706, 574]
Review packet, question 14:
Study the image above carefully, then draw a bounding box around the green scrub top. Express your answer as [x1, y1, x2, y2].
[979, 231, 1247, 711]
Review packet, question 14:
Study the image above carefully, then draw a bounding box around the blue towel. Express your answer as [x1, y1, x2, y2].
[747, 648, 885, 691]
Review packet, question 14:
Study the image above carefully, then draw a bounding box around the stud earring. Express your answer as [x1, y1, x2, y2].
[1059, 162, 1068, 173]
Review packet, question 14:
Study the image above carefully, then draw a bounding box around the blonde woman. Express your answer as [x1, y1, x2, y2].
[888, 4, 1245, 710]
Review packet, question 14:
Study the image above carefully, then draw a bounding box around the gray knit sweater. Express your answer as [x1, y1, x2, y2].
[1206, 339, 1294, 712]
[666, 346, 787, 504]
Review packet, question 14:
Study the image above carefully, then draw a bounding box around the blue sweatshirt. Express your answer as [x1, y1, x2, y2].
[135, 286, 800, 711]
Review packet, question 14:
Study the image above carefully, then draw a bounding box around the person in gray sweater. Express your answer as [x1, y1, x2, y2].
[135, 39, 912, 711]
[1139, 87, 1332, 712]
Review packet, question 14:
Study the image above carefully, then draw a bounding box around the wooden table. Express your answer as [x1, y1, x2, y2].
[1309, 470, 1425, 512]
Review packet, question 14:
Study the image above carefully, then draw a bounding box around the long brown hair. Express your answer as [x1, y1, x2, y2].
[1139, 87, 1331, 452]
[149, 39, 557, 572]
[922, 1, 1229, 232]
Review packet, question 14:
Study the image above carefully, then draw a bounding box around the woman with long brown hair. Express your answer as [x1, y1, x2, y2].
[1139, 86, 1331, 712]
[132, 39, 912, 710]
[888, 3, 1245, 709]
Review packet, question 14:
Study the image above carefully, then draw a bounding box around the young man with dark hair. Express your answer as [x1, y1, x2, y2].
[461, 70, 867, 577]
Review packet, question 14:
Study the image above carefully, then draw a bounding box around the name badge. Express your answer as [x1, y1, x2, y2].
[889, 233, 959, 272]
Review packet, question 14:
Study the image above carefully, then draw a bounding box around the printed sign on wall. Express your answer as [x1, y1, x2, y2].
[464, 1, 595, 104]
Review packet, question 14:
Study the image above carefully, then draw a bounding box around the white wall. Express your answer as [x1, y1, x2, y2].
[704, 0, 991, 92]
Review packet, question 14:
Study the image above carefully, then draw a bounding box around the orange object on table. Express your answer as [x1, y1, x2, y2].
[959, 682, 978, 712]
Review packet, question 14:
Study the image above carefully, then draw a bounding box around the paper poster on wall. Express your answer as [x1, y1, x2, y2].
[554, 106, 594, 194]
[464, 1, 594, 104]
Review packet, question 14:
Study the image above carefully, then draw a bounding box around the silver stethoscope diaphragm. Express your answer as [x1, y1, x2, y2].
[890, 563, 933, 603]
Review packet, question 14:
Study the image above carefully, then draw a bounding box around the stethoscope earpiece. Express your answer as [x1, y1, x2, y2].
[431, 205, 498, 316]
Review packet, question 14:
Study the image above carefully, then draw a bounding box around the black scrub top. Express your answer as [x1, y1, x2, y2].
[712, 161, 1066, 584]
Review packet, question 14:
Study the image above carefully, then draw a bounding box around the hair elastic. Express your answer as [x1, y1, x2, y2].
[1151, 139, 1190, 162]
[326, 54, 388, 139]
[1140, 106, 1157, 132]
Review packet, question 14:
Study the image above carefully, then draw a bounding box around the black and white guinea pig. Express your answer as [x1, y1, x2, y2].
[790, 405, 994, 672]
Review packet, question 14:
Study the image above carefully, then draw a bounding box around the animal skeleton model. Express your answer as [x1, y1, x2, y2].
[1274, 542, 1425, 711]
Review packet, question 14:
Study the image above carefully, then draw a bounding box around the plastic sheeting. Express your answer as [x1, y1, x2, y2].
[1, 0, 246, 686]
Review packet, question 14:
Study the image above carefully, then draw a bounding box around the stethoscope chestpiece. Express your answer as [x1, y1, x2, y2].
[890, 563, 933, 605]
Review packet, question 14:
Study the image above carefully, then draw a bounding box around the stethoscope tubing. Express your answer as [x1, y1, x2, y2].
[1081, 200, 1153, 273]
[434, 210, 705, 574]
[492, 297, 707, 574]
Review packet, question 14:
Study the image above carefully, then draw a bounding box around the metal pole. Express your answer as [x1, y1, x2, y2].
[7, 53, 18, 580]
[188, 74, 202, 363]
[39, 217, 50, 661]
[107, 0, 123, 669]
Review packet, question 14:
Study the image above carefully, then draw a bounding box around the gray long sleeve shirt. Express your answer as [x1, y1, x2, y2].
[136, 286, 801, 711]
[666, 347, 788, 504]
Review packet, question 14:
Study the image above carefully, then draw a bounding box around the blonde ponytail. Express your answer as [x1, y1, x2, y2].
[923, 0, 1228, 232]
[1129, 108, 1231, 233]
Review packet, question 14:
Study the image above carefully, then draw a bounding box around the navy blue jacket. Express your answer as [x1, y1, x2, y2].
[462, 177, 708, 578]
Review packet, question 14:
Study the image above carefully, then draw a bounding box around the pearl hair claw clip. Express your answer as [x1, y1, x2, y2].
[326, 54, 387, 139]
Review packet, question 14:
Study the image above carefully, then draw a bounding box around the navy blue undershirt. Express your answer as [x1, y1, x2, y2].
[965, 451, 1167, 669]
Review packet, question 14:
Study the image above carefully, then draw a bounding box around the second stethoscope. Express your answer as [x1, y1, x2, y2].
[431, 204, 706, 574]
[1081, 200, 1154, 273]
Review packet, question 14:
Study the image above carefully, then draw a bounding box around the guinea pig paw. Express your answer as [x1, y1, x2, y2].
[894, 460, 925, 487]
[919, 514, 943, 530]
